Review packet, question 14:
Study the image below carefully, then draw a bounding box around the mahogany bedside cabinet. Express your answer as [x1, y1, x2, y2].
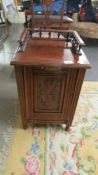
[11, 29, 91, 130]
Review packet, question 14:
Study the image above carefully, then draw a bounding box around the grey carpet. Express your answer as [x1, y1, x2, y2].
[0, 24, 22, 174]
[83, 38, 98, 81]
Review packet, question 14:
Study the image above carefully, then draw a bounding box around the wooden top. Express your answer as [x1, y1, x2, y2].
[11, 39, 91, 69]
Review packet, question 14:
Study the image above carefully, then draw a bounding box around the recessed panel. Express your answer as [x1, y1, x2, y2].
[33, 73, 66, 113]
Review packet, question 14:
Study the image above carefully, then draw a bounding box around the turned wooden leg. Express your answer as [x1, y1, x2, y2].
[23, 125, 27, 129]
[65, 120, 70, 131]
[23, 122, 27, 129]
[65, 125, 70, 131]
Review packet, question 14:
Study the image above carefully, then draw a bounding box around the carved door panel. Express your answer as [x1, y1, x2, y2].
[31, 70, 68, 123]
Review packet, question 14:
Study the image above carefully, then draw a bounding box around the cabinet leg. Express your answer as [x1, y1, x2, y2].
[65, 120, 70, 131]
[65, 125, 70, 131]
[23, 123, 27, 129]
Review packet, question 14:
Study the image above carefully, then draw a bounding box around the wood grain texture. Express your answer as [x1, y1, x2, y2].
[11, 39, 90, 68]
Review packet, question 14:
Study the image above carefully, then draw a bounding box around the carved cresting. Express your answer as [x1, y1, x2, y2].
[34, 74, 66, 113]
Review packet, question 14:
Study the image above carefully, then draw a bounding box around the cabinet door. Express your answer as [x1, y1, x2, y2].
[31, 69, 68, 124]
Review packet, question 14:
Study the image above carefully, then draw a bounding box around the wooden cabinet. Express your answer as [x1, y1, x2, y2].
[11, 32, 91, 130]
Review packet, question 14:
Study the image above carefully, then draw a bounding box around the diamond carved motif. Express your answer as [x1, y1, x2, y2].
[34, 74, 65, 112]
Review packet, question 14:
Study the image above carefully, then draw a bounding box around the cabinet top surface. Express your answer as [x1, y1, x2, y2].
[11, 39, 90, 68]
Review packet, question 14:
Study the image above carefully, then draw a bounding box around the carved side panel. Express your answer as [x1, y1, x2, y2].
[33, 73, 66, 113]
